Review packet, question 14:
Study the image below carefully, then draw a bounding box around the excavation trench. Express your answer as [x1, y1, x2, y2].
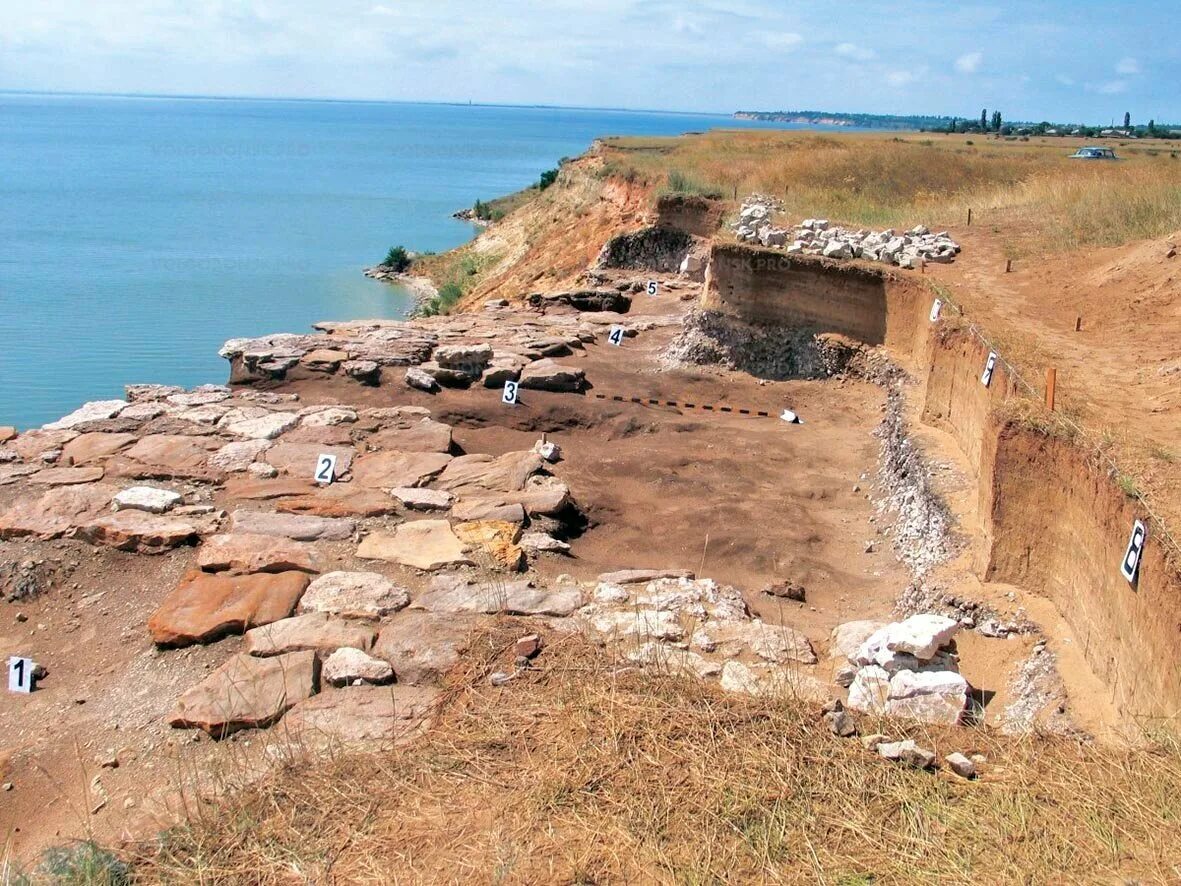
[693, 242, 1181, 726]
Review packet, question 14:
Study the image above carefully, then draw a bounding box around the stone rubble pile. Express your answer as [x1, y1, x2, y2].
[731, 196, 961, 269]
[833, 614, 971, 726]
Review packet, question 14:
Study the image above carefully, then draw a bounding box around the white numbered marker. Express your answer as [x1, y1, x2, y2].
[1120, 519, 1147, 584]
[929, 299, 942, 322]
[314, 453, 337, 485]
[980, 352, 998, 387]
[607, 326, 625, 347]
[8, 656, 33, 694]
[780, 409, 804, 425]
[646, 280, 658, 296]
[502, 380, 520, 406]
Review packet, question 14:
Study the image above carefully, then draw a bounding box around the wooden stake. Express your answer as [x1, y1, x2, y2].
[967, 207, 973, 226]
[1045, 367, 1057, 412]
[1005, 258, 1012, 273]
[1075, 315, 1082, 332]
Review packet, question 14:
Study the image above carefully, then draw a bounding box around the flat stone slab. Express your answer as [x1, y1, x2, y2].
[197, 532, 320, 575]
[168, 650, 318, 738]
[273, 485, 398, 518]
[518, 359, 585, 392]
[435, 451, 544, 494]
[367, 419, 453, 453]
[111, 486, 183, 514]
[855, 614, 961, 666]
[885, 669, 969, 726]
[390, 487, 454, 511]
[322, 648, 394, 686]
[209, 439, 270, 472]
[28, 466, 105, 486]
[299, 571, 410, 619]
[230, 508, 355, 541]
[0, 484, 116, 539]
[597, 568, 695, 585]
[109, 434, 222, 481]
[243, 612, 377, 657]
[830, 620, 887, 661]
[454, 519, 525, 571]
[77, 510, 213, 553]
[351, 451, 452, 489]
[373, 611, 479, 685]
[149, 569, 311, 647]
[357, 520, 474, 571]
[218, 409, 300, 440]
[282, 685, 438, 747]
[43, 399, 127, 431]
[264, 442, 355, 478]
[60, 432, 138, 466]
[413, 574, 582, 617]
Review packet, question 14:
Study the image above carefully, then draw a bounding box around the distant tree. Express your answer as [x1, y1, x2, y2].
[1149, 119, 1157, 136]
[947, 117, 958, 134]
[538, 168, 559, 190]
[981, 108, 988, 131]
[991, 110, 1002, 132]
[1124, 111, 1132, 129]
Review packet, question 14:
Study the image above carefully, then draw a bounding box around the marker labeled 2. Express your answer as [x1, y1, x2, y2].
[1121, 519, 1147, 584]
[314, 453, 337, 485]
[980, 352, 998, 387]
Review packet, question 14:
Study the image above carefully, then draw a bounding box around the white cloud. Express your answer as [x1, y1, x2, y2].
[834, 42, 875, 61]
[1115, 57, 1140, 75]
[1096, 80, 1128, 95]
[954, 52, 983, 74]
[761, 31, 803, 50]
[1055, 74, 1075, 86]
[886, 69, 917, 87]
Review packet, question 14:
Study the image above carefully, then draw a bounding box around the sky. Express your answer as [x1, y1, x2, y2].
[1, 0, 1179, 122]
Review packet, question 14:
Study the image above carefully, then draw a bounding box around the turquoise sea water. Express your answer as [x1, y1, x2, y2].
[0, 94, 792, 429]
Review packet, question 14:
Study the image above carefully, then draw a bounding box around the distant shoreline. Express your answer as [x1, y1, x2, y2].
[363, 265, 438, 306]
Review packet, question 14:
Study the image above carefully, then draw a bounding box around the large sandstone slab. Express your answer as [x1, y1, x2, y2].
[168, 651, 318, 737]
[149, 569, 311, 647]
[60, 432, 138, 466]
[77, 510, 215, 553]
[518, 359, 586, 392]
[282, 685, 438, 747]
[243, 612, 377, 656]
[373, 611, 478, 685]
[434, 451, 544, 494]
[367, 419, 453, 453]
[109, 434, 222, 481]
[351, 451, 452, 489]
[0, 484, 116, 539]
[357, 520, 474, 571]
[264, 442, 355, 478]
[27, 466, 105, 486]
[218, 408, 300, 441]
[43, 399, 127, 431]
[413, 574, 582, 616]
[299, 571, 410, 619]
[198, 532, 320, 575]
[273, 485, 398, 518]
[230, 509, 355, 541]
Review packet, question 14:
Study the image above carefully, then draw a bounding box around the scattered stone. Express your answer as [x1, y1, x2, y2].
[414, 573, 582, 617]
[230, 509, 355, 541]
[77, 510, 211, 553]
[244, 612, 377, 656]
[877, 739, 937, 770]
[825, 708, 857, 737]
[299, 571, 410, 619]
[322, 648, 394, 686]
[111, 486, 183, 514]
[168, 651, 318, 737]
[404, 367, 441, 392]
[519, 531, 570, 555]
[197, 533, 319, 575]
[342, 359, 381, 385]
[830, 620, 887, 662]
[860, 732, 889, 751]
[357, 520, 473, 571]
[518, 359, 586, 393]
[944, 751, 976, 779]
[148, 569, 310, 647]
[847, 665, 891, 713]
[885, 669, 970, 726]
[514, 634, 543, 658]
[597, 568, 694, 585]
[450, 500, 526, 523]
[855, 614, 961, 665]
[762, 581, 806, 602]
[454, 520, 525, 571]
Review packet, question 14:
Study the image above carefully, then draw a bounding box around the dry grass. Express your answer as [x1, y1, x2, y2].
[603, 130, 1181, 249]
[130, 626, 1181, 885]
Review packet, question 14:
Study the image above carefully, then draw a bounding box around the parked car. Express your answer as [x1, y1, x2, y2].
[1070, 146, 1118, 159]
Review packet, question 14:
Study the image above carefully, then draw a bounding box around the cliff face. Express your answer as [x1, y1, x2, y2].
[438, 154, 657, 309]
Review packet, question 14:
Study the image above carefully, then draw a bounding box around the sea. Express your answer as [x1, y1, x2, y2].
[0, 94, 797, 429]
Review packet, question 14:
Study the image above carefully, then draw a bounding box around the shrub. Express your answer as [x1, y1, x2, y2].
[538, 168, 559, 190]
[383, 245, 411, 272]
[35, 841, 130, 885]
[417, 282, 464, 317]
